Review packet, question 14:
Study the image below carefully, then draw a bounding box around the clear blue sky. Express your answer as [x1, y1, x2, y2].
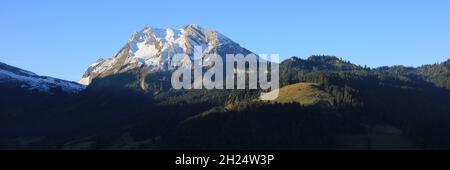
[1, 0, 450, 81]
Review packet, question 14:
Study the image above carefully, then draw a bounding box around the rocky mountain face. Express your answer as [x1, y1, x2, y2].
[0, 62, 85, 94]
[79, 24, 253, 86]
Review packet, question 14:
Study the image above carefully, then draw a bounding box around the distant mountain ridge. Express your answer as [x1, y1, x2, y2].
[280, 55, 450, 90]
[374, 58, 450, 89]
[0, 62, 85, 94]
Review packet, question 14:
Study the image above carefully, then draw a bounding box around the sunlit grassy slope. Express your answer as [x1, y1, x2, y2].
[261, 82, 333, 106]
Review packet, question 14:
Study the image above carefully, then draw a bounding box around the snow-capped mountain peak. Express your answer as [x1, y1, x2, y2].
[79, 24, 253, 85]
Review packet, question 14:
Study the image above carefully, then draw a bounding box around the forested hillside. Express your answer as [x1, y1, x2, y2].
[1, 56, 450, 149]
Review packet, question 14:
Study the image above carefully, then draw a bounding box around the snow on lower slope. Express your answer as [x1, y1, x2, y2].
[0, 63, 85, 94]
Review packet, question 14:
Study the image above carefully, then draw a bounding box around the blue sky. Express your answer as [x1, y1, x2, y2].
[1, 0, 450, 81]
